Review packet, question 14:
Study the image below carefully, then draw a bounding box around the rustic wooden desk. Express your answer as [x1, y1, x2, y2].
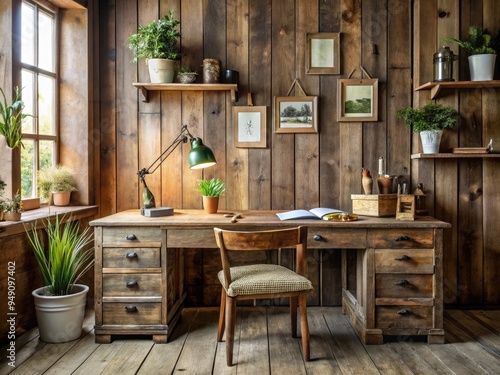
[90, 209, 450, 344]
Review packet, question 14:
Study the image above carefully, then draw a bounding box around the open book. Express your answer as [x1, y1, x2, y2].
[276, 207, 343, 221]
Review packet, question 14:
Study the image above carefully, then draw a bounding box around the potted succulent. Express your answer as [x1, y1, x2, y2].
[176, 65, 198, 83]
[37, 165, 77, 206]
[2, 191, 22, 221]
[26, 214, 94, 342]
[444, 25, 500, 81]
[397, 103, 458, 154]
[128, 10, 181, 83]
[197, 178, 225, 214]
[0, 86, 31, 149]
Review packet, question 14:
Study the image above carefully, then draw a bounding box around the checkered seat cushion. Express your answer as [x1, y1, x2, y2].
[218, 264, 313, 297]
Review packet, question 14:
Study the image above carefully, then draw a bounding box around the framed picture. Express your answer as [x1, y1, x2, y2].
[306, 32, 340, 75]
[274, 96, 318, 133]
[233, 106, 267, 148]
[337, 79, 378, 122]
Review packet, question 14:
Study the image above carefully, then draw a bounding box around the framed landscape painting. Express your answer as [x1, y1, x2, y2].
[337, 79, 378, 122]
[233, 106, 267, 148]
[274, 96, 318, 133]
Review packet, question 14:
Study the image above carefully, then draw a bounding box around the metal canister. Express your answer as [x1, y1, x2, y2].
[433, 46, 457, 82]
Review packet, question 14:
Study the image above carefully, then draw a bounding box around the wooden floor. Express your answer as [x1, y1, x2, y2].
[1, 306, 500, 374]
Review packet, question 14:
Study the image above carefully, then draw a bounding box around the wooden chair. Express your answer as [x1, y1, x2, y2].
[213, 226, 313, 366]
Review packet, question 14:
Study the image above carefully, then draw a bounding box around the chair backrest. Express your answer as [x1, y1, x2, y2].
[213, 226, 308, 289]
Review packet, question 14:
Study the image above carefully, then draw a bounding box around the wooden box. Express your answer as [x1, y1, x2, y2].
[351, 194, 397, 217]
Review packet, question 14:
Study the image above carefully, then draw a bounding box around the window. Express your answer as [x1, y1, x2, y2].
[20, 1, 58, 199]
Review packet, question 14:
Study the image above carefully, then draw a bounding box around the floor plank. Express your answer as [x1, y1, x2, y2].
[2, 307, 500, 374]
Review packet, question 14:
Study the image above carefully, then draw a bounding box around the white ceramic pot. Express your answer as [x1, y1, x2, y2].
[420, 130, 443, 154]
[32, 284, 89, 343]
[52, 191, 71, 206]
[468, 54, 496, 81]
[147, 58, 177, 83]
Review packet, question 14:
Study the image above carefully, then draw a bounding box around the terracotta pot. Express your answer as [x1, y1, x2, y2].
[53, 191, 71, 206]
[202, 196, 219, 214]
[4, 212, 21, 221]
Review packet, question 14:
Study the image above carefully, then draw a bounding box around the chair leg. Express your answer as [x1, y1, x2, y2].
[225, 295, 237, 366]
[217, 288, 226, 342]
[290, 296, 298, 338]
[299, 294, 310, 361]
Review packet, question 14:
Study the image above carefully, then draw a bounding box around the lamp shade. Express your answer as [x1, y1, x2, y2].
[188, 138, 217, 169]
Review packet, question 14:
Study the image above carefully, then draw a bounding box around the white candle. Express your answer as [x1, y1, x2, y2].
[378, 157, 385, 176]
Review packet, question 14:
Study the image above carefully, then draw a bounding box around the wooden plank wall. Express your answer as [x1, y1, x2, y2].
[95, 0, 500, 307]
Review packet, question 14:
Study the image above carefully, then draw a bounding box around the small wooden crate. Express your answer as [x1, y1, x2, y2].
[351, 194, 397, 217]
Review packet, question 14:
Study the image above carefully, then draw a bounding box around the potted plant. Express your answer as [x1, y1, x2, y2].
[37, 165, 77, 206]
[0, 177, 5, 221]
[397, 103, 458, 154]
[26, 214, 94, 343]
[2, 191, 22, 221]
[128, 10, 181, 83]
[176, 65, 198, 83]
[0, 86, 31, 149]
[444, 25, 500, 81]
[197, 178, 225, 214]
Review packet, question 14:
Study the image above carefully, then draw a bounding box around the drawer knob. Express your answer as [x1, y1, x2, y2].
[394, 235, 413, 242]
[395, 255, 411, 261]
[126, 252, 138, 258]
[126, 281, 138, 288]
[397, 308, 413, 316]
[124, 305, 138, 313]
[125, 234, 137, 241]
[395, 279, 410, 286]
[313, 234, 324, 241]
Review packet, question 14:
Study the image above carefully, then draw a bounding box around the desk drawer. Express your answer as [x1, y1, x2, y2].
[376, 305, 433, 329]
[103, 274, 162, 296]
[367, 229, 434, 249]
[103, 247, 161, 268]
[376, 274, 433, 298]
[167, 229, 217, 248]
[308, 228, 366, 249]
[375, 249, 434, 274]
[103, 227, 162, 244]
[102, 302, 162, 325]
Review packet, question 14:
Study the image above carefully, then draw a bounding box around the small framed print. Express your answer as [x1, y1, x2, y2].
[274, 96, 318, 133]
[337, 79, 378, 122]
[306, 32, 340, 75]
[233, 106, 267, 148]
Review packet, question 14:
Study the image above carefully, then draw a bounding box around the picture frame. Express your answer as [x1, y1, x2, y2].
[337, 79, 378, 122]
[306, 32, 340, 75]
[274, 96, 318, 133]
[233, 106, 267, 148]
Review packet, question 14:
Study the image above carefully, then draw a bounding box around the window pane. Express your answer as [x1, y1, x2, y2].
[38, 11, 55, 72]
[21, 139, 35, 198]
[38, 75, 55, 135]
[21, 2, 35, 65]
[21, 70, 35, 133]
[39, 140, 55, 171]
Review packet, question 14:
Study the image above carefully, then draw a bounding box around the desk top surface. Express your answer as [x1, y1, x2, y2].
[90, 209, 451, 229]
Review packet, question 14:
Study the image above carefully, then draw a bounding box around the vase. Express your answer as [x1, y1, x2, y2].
[377, 176, 395, 194]
[147, 58, 177, 83]
[468, 54, 496, 81]
[362, 177, 373, 194]
[32, 284, 89, 343]
[420, 130, 443, 154]
[202, 196, 219, 214]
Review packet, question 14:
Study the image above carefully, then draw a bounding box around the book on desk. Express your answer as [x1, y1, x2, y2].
[276, 207, 343, 220]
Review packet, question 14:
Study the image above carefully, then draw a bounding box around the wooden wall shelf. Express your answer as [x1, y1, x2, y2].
[415, 80, 500, 99]
[133, 83, 238, 103]
[411, 153, 500, 159]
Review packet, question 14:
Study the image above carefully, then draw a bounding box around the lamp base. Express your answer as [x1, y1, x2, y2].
[142, 207, 174, 217]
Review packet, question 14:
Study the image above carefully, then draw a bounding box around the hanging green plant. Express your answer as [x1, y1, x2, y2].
[0, 86, 31, 149]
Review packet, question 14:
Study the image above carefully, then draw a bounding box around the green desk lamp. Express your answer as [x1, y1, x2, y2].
[137, 124, 216, 216]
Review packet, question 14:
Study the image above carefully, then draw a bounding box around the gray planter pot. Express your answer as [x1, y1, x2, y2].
[468, 54, 496, 81]
[147, 58, 177, 83]
[32, 284, 89, 343]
